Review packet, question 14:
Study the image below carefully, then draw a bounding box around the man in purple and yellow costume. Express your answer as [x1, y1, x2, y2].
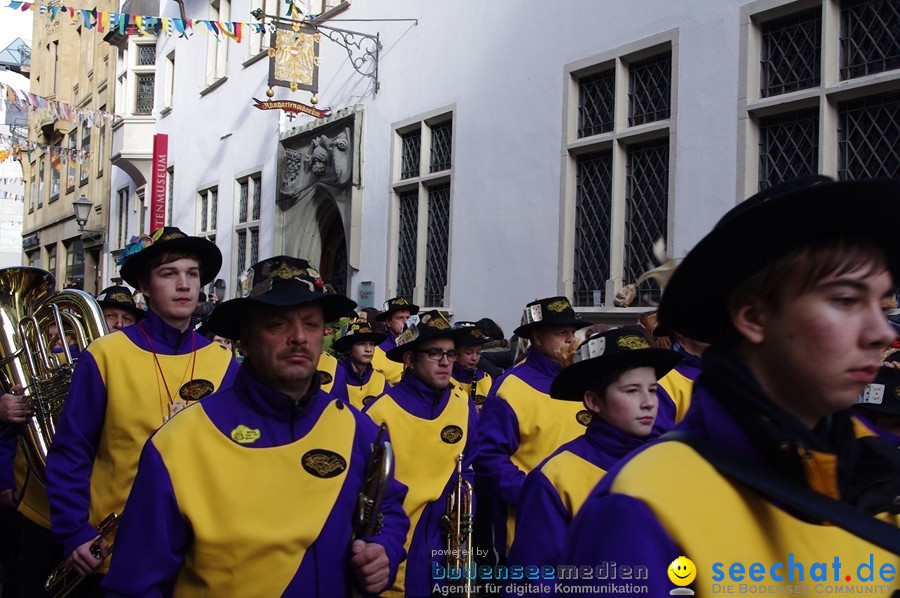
[449, 321, 494, 413]
[652, 319, 708, 434]
[103, 256, 409, 596]
[331, 318, 388, 410]
[371, 297, 419, 385]
[363, 311, 478, 598]
[564, 177, 900, 595]
[44, 227, 239, 593]
[475, 296, 590, 555]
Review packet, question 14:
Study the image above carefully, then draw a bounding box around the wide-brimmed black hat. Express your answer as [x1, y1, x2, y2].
[333, 319, 387, 353]
[551, 327, 682, 401]
[513, 296, 591, 338]
[118, 227, 222, 288]
[96, 285, 145, 321]
[375, 297, 420, 322]
[658, 176, 900, 344]
[855, 365, 900, 417]
[386, 310, 462, 362]
[453, 321, 490, 346]
[207, 256, 357, 340]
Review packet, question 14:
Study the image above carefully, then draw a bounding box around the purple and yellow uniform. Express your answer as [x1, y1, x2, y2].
[475, 350, 590, 552]
[563, 382, 900, 596]
[450, 363, 492, 412]
[45, 310, 238, 568]
[372, 336, 404, 385]
[654, 352, 701, 434]
[506, 417, 653, 594]
[317, 351, 338, 393]
[102, 366, 409, 596]
[363, 374, 478, 598]
[331, 357, 386, 411]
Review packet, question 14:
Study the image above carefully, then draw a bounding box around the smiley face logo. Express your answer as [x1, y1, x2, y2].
[668, 556, 696, 587]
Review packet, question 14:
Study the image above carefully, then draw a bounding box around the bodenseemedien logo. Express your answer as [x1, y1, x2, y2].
[668, 556, 696, 595]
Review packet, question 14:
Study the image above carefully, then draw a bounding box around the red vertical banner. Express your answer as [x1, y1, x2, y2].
[150, 134, 168, 231]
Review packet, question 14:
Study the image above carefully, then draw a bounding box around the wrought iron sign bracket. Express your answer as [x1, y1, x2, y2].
[315, 24, 381, 94]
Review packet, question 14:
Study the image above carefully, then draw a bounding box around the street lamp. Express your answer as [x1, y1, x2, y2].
[73, 195, 93, 232]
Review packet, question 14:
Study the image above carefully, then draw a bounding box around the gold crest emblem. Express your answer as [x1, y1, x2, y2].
[160, 232, 183, 242]
[576, 410, 593, 426]
[616, 335, 650, 350]
[428, 318, 450, 330]
[318, 371, 333, 385]
[362, 395, 377, 406]
[265, 261, 307, 280]
[231, 425, 261, 444]
[470, 329, 484, 338]
[546, 300, 570, 313]
[301, 450, 347, 478]
[179, 379, 215, 401]
[441, 425, 464, 444]
[109, 292, 131, 303]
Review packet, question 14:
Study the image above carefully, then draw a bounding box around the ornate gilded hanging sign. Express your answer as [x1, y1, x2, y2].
[267, 21, 320, 94]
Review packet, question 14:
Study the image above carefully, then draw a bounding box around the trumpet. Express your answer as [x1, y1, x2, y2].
[442, 453, 474, 598]
[354, 423, 393, 538]
[44, 512, 120, 598]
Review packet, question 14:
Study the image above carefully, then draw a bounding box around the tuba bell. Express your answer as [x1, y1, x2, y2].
[0, 267, 107, 484]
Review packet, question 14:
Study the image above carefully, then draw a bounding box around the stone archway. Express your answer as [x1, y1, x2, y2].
[282, 188, 348, 295]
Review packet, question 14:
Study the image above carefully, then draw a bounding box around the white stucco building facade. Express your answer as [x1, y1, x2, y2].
[107, 0, 900, 334]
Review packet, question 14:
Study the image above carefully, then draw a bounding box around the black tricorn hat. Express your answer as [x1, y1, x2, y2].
[453, 321, 490, 346]
[856, 365, 900, 417]
[658, 176, 900, 344]
[96, 285, 145, 321]
[375, 297, 420, 322]
[333, 319, 387, 353]
[513, 296, 591, 338]
[386, 310, 462, 362]
[207, 256, 357, 340]
[550, 327, 681, 402]
[118, 227, 222, 288]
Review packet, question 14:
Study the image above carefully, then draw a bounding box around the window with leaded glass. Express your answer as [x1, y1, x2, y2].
[839, 91, 900, 179]
[840, 0, 900, 80]
[79, 125, 90, 185]
[429, 121, 452, 173]
[117, 187, 129, 248]
[425, 184, 450, 306]
[400, 131, 420, 179]
[758, 108, 819, 190]
[166, 167, 174, 226]
[136, 73, 155, 115]
[235, 174, 261, 293]
[628, 52, 671, 126]
[238, 179, 249, 223]
[251, 175, 261, 220]
[625, 139, 669, 306]
[236, 230, 247, 287]
[578, 70, 615, 138]
[210, 188, 218, 230]
[396, 189, 418, 302]
[138, 44, 156, 66]
[200, 194, 208, 232]
[760, 7, 822, 98]
[573, 151, 612, 307]
[250, 229, 259, 266]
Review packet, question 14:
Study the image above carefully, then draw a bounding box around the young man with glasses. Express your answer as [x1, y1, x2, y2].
[363, 311, 478, 598]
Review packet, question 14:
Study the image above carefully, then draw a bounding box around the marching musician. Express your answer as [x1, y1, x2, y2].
[363, 311, 478, 598]
[330, 318, 388, 410]
[449, 321, 493, 413]
[96, 285, 145, 332]
[475, 296, 590, 555]
[103, 256, 409, 596]
[371, 297, 419, 385]
[44, 227, 239, 594]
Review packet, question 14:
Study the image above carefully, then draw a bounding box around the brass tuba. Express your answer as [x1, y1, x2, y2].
[0, 267, 107, 484]
[442, 453, 474, 598]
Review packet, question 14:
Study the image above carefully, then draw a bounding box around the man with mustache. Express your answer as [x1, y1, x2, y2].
[103, 256, 409, 597]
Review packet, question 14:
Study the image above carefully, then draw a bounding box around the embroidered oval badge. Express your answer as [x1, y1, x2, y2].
[179, 379, 215, 401]
[318, 371, 334, 385]
[302, 449, 347, 478]
[441, 425, 464, 444]
[576, 410, 593, 426]
[362, 395, 377, 406]
[231, 425, 261, 444]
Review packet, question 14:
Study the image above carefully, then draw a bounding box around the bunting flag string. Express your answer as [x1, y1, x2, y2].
[5, 1, 271, 43]
[0, 191, 26, 202]
[1, 81, 118, 128]
[0, 177, 24, 185]
[0, 133, 92, 168]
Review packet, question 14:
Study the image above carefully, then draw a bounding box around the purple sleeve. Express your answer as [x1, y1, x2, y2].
[102, 440, 186, 597]
[221, 359, 240, 389]
[0, 426, 17, 491]
[506, 468, 568, 578]
[562, 493, 679, 595]
[45, 350, 108, 554]
[474, 389, 524, 506]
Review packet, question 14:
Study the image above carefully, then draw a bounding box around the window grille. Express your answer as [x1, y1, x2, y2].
[251, 175, 261, 220]
[625, 139, 668, 306]
[761, 7, 822, 97]
[138, 45, 156, 66]
[135, 73, 155, 114]
[210, 188, 218, 230]
[840, 0, 900, 80]
[396, 190, 418, 301]
[166, 169, 174, 225]
[579, 70, 615, 137]
[400, 131, 420, 179]
[429, 121, 452, 173]
[250, 229, 259, 266]
[200, 193, 208, 232]
[573, 151, 613, 307]
[425, 184, 450, 306]
[758, 108, 819, 190]
[236, 230, 246, 286]
[628, 52, 671, 126]
[238, 180, 249, 223]
[839, 91, 900, 179]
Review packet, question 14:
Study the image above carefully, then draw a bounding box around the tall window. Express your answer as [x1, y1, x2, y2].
[79, 125, 91, 186]
[46, 244, 57, 277]
[234, 174, 261, 290]
[66, 134, 77, 192]
[116, 187, 129, 248]
[134, 42, 156, 115]
[390, 112, 454, 307]
[163, 51, 175, 110]
[50, 148, 60, 201]
[249, 0, 278, 57]
[166, 167, 174, 226]
[198, 186, 218, 242]
[742, 0, 900, 190]
[28, 173, 35, 213]
[65, 240, 85, 289]
[564, 38, 674, 307]
[38, 159, 45, 208]
[206, 0, 230, 85]
[96, 106, 106, 177]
